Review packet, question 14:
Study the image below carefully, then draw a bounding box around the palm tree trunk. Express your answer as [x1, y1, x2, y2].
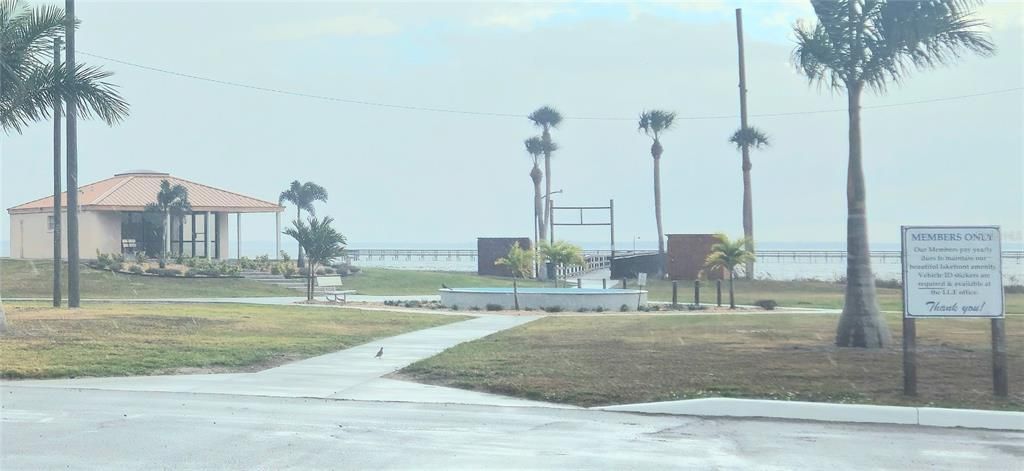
[296, 208, 305, 269]
[307, 262, 314, 301]
[52, 38, 63, 308]
[653, 156, 665, 254]
[542, 127, 552, 241]
[65, 0, 80, 308]
[532, 164, 544, 280]
[741, 148, 754, 280]
[729, 270, 736, 309]
[836, 81, 891, 348]
[159, 212, 167, 269]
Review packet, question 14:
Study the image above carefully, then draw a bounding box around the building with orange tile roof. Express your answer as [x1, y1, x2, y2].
[7, 170, 284, 259]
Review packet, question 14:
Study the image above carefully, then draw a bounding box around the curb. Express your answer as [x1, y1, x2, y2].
[594, 398, 1024, 431]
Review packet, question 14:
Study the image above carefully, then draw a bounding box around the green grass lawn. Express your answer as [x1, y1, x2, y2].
[0, 302, 467, 379]
[1, 258, 296, 299]
[401, 312, 1023, 411]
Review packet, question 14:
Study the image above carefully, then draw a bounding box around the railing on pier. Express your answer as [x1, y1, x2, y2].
[756, 250, 1024, 264]
[554, 253, 611, 279]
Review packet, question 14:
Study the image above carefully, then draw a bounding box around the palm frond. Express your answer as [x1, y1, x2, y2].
[728, 126, 771, 150]
[637, 109, 676, 138]
[528, 105, 562, 129]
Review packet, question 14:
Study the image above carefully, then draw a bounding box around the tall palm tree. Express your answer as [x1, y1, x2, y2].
[279, 180, 328, 268]
[2, 0, 129, 309]
[0, 0, 128, 132]
[524, 136, 545, 244]
[728, 125, 770, 280]
[704, 233, 755, 309]
[794, 0, 993, 348]
[638, 110, 676, 254]
[284, 216, 346, 301]
[528, 106, 562, 240]
[144, 180, 191, 269]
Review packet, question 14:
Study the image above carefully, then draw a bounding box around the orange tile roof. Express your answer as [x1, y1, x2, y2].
[8, 171, 284, 214]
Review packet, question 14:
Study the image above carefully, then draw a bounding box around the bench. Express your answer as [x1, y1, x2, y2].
[315, 275, 356, 303]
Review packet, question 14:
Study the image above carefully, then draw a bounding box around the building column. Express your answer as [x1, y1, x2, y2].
[275, 212, 281, 260]
[236, 213, 242, 260]
[204, 211, 211, 259]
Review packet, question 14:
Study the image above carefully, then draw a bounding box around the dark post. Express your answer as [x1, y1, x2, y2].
[903, 317, 917, 396]
[694, 280, 701, 306]
[609, 199, 615, 261]
[65, 0, 80, 308]
[577, 278, 582, 289]
[52, 38, 63, 307]
[716, 280, 722, 307]
[602, 279, 607, 289]
[621, 278, 627, 289]
[671, 280, 678, 307]
[992, 318, 1008, 397]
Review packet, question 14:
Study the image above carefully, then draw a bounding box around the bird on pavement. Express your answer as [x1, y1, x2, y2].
[375, 347, 383, 359]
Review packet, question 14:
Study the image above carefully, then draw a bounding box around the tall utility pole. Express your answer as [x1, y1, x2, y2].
[735, 8, 755, 280]
[65, 0, 80, 307]
[52, 38, 63, 307]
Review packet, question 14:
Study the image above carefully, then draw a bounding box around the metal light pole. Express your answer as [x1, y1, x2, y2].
[536, 189, 562, 279]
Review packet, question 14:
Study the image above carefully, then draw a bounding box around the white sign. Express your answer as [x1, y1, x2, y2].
[902, 226, 1003, 318]
[637, 273, 647, 287]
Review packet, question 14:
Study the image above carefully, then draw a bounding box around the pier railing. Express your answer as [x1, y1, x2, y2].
[341, 248, 1023, 265]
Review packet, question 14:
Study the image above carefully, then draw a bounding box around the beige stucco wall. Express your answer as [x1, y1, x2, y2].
[9, 210, 121, 260]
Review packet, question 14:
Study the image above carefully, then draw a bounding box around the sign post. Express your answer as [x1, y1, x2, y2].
[901, 226, 1006, 396]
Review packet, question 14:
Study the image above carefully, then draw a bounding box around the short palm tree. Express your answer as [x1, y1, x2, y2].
[283, 216, 346, 301]
[279, 180, 328, 268]
[496, 242, 534, 309]
[728, 125, 770, 280]
[704, 233, 755, 309]
[528, 106, 562, 241]
[144, 180, 191, 269]
[638, 110, 676, 254]
[793, 0, 993, 348]
[0, 0, 129, 131]
[538, 240, 584, 287]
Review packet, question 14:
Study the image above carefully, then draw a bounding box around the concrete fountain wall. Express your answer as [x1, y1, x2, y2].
[439, 287, 648, 311]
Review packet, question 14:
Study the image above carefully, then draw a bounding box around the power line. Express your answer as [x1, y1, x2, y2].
[80, 50, 1022, 122]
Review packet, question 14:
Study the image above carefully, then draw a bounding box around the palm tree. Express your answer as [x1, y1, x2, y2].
[144, 180, 191, 269]
[704, 233, 755, 309]
[728, 125, 770, 280]
[528, 106, 562, 240]
[283, 216, 346, 301]
[638, 110, 676, 254]
[538, 240, 584, 287]
[793, 0, 993, 348]
[279, 180, 328, 268]
[0, 0, 129, 132]
[496, 242, 534, 309]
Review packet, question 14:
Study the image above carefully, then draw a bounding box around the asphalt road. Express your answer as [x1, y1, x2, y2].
[3, 386, 1021, 470]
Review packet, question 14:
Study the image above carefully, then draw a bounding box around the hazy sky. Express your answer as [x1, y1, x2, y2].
[2, 0, 1022, 254]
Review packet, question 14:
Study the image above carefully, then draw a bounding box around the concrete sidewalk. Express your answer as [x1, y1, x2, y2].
[596, 398, 1024, 431]
[10, 315, 565, 408]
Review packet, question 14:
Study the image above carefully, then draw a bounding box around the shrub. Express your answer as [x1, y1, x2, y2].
[620, 304, 630, 312]
[145, 267, 160, 275]
[134, 252, 147, 264]
[594, 306, 605, 313]
[270, 265, 281, 275]
[92, 250, 125, 272]
[875, 279, 902, 289]
[280, 250, 291, 262]
[542, 306, 564, 313]
[485, 303, 503, 311]
[577, 307, 590, 313]
[128, 265, 144, 274]
[1006, 285, 1024, 294]
[754, 299, 778, 310]
[184, 271, 197, 278]
[450, 305, 459, 311]
[469, 306, 481, 311]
